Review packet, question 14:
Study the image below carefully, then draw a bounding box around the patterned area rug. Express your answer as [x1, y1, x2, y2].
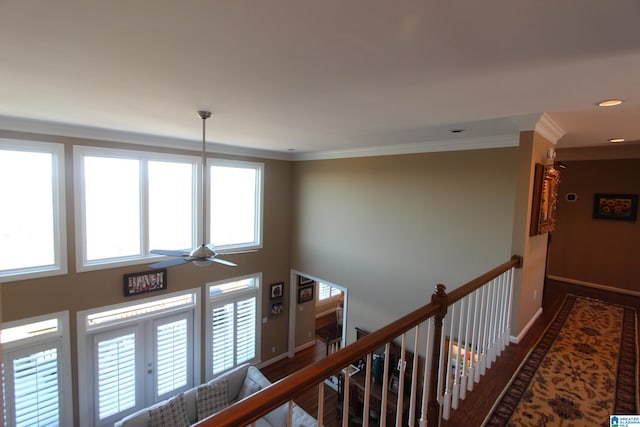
[484, 295, 638, 426]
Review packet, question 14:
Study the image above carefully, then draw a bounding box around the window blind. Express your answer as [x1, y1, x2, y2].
[11, 347, 60, 427]
[155, 319, 188, 396]
[96, 333, 136, 420]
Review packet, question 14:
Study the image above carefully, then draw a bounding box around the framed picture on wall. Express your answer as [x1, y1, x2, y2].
[298, 285, 314, 303]
[530, 163, 560, 236]
[298, 275, 314, 286]
[270, 282, 284, 299]
[593, 193, 638, 221]
[123, 269, 167, 297]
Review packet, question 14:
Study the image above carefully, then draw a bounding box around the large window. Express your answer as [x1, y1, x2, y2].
[0, 140, 66, 281]
[206, 274, 261, 379]
[209, 160, 263, 251]
[75, 146, 197, 270]
[75, 147, 264, 270]
[77, 290, 199, 426]
[2, 312, 73, 427]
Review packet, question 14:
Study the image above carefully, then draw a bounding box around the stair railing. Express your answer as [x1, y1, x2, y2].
[194, 255, 522, 427]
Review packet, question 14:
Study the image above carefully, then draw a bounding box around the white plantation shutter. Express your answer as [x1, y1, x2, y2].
[318, 282, 341, 301]
[212, 303, 235, 375]
[11, 347, 60, 427]
[236, 297, 256, 365]
[207, 275, 260, 379]
[155, 318, 188, 397]
[96, 332, 136, 420]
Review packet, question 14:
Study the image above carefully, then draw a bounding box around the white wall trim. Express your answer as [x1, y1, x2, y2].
[548, 275, 640, 297]
[535, 113, 565, 144]
[257, 352, 290, 369]
[293, 133, 519, 161]
[294, 340, 317, 354]
[0, 115, 292, 160]
[509, 307, 543, 344]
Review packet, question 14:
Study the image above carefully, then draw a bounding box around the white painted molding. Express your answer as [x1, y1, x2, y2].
[293, 133, 519, 161]
[509, 307, 543, 344]
[535, 113, 565, 145]
[257, 352, 290, 369]
[548, 275, 640, 297]
[293, 340, 317, 354]
[0, 115, 292, 160]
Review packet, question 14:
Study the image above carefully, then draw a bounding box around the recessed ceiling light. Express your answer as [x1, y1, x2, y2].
[608, 138, 625, 143]
[597, 99, 624, 107]
[450, 129, 464, 133]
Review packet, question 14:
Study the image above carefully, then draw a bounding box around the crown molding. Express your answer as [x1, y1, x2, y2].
[0, 115, 293, 161]
[534, 113, 565, 145]
[292, 133, 519, 161]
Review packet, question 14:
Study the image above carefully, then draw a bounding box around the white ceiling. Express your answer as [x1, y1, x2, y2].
[1, 1, 639, 159]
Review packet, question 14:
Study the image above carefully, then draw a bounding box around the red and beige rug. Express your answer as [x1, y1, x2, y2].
[484, 295, 638, 426]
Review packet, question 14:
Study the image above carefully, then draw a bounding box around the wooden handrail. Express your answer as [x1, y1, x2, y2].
[195, 255, 523, 427]
[447, 255, 522, 306]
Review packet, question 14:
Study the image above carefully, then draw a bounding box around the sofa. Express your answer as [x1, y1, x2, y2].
[115, 364, 318, 427]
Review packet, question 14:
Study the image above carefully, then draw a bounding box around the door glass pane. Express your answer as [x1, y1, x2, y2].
[84, 157, 140, 260]
[96, 333, 136, 420]
[155, 319, 188, 397]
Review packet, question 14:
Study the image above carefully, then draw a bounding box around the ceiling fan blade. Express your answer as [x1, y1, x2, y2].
[211, 257, 237, 267]
[150, 258, 189, 268]
[151, 249, 189, 257]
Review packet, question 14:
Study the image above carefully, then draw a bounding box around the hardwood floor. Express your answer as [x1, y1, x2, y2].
[260, 280, 640, 426]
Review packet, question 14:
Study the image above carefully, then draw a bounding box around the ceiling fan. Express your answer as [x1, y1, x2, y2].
[149, 111, 238, 269]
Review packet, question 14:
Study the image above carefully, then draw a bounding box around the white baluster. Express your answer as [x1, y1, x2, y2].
[442, 305, 456, 420]
[409, 325, 421, 427]
[452, 300, 464, 410]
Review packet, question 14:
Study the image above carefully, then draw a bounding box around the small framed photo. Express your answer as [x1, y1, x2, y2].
[298, 285, 314, 303]
[593, 193, 638, 221]
[124, 269, 167, 297]
[270, 282, 284, 299]
[270, 301, 284, 318]
[298, 275, 314, 286]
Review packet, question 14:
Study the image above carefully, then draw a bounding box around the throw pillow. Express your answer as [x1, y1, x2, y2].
[196, 379, 229, 421]
[148, 393, 190, 427]
[237, 376, 261, 400]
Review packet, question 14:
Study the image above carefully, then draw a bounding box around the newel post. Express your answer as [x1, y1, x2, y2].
[427, 284, 448, 427]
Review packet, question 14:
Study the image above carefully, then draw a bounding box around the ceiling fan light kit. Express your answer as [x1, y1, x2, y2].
[149, 111, 239, 269]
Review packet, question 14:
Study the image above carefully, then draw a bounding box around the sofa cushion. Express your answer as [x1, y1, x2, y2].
[148, 393, 190, 427]
[196, 379, 229, 421]
[238, 375, 262, 400]
[217, 363, 250, 401]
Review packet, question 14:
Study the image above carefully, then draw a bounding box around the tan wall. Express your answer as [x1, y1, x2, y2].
[548, 158, 640, 292]
[509, 131, 555, 337]
[0, 130, 293, 423]
[291, 147, 519, 345]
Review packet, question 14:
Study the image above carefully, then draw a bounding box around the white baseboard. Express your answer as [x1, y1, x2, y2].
[257, 352, 289, 369]
[548, 275, 640, 297]
[294, 339, 317, 354]
[510, 307, 543, 344]
[315, 308, 337, 319]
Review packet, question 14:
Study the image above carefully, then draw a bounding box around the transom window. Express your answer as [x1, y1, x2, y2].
[74, 146, 197, 270]
[74, 147, 264, 270]
[209, 159, 263, 251]
[0, 139, 67, 281]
